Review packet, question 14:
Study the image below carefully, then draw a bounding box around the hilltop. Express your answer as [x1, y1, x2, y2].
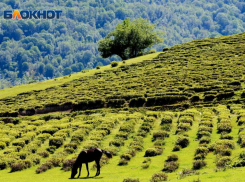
[1, 33, 245, 182]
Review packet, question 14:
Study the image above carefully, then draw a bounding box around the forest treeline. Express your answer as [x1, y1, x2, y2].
[0, 0, 245, 88]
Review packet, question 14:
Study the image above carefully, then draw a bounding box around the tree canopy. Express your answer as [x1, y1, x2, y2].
[0, 0, 245, 88]
[98, 18, 163, 60]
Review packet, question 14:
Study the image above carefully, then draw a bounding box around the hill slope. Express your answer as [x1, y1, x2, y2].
[0, 32, 245, 116]
[1, 33, 245, 182]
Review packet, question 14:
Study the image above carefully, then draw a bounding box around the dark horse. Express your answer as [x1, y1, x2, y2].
[71, 148, 112, 179]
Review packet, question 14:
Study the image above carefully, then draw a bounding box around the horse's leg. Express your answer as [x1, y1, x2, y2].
[86, 162, 89, 177]
[77, 164, 82, 178]
[95, 160, 100, 176]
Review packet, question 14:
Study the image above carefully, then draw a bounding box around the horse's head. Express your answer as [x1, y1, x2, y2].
[71, 166, 78, 179]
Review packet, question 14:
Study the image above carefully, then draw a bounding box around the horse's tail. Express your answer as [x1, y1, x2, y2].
[102, 150, 112, 158]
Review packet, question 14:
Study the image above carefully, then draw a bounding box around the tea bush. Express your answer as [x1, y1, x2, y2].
[193, 160, 207, 170]
[162, 161, 179, 173]
[49, 137, 64, 148]
[150, 172, 168, 182]
[144, 148, 158, 157]
[175, 136, 190, 148]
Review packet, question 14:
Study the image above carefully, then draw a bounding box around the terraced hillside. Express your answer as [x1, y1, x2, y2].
[2, 106, 245, 182]
[1, 33, 245, 117]
[2, 32, 245, 181]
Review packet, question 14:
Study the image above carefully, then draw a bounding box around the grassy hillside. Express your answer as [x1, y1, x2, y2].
[0, 32, 245, 116]
[2, 33, 245, 181]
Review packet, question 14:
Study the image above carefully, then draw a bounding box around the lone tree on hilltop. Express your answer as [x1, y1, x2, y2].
[98, 18, 163, 60]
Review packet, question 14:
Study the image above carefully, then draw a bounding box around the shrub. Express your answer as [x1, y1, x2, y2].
[195, 147, 209, 157]
[144, 148, 158, 157]
[239, 151, 245, 159]
[123, 178, 139, 182]
[216, 157, 231, 168]
[30, 155, 41, 165]
[155, 146, 163, 155]
[42, 128, 58, 135]
[198, 126, 212, 133]
[233, 159, 245, 167]
[217, 122, 232, 133]
[118, 159, 128, 166]
[161, 116, 173, 124]
[220, 134, 233, 140]
[172, 145, 181, 151]
[10, 159, 32, 172]
[141, 158, 151, 169]
[130, 144, 143, 151]
[36, 162, 52, 173]
[0, 138, 11, 146]
[196, 131, 211, 139]
[193, 160, 207, 170]
[19, 152, 27, 160]
[46, 146, 56, 154]
[238, 117, 245, 126]
[12, 140, 25, 148]
[115, 132, 128, 140]
[161, 124, 172, 131]
[120, 154, 132, 160]
[166, 154, 178, 162]
[176, 136, 190, 148]
[119, 124, 134, 133]
[177, 123, 191, 132]
[179, 168, 199, 179]
[110, 139, 124, 147]
[37, 133, 51, 143]
[141, 163, 150, 169]
[0, 142, 6, 150]
[62, 158, 76, 171]
[162, 161, 179, 172]
[71, 134, 84, 143]
[49, 137, 64, 148]
[64, 143, 78, 150]
[152, 131, 169, 141]
[103, 146, 119, 156]
[139, 125, 151, 133]
[37, 151, 49, 158]
[214, 140, 235, 150]
[111, 61, 118, 67]
[179, 116, 193, 125]
[0, 160, 7, 170]
[144, 117, 155, 123]
[199, 136, 211, 144]
[64, 148, 75, 154]
[150, 172, 168, 182]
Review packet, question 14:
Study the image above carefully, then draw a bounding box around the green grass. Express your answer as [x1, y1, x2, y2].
[2, 33, 245, 181]
[1, 107, 245, 182]
[0, 53, 160, 100]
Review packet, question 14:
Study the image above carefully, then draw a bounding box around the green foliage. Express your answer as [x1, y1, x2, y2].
[98, 18, 163, 60]
[110, 61, 118, 67]
[10, 159, 32, 172]
[162, 161, 179, 173]
[150, 172, 168, 182]
[216, 157, 231, 168]
[193, 160, 207, 170]
[0, 142, 6, 150]
[144, 148, 158, 157]
[123, 178, 139, 182]
[49, 137, 64, 148]
[175, 136, 190, 148]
